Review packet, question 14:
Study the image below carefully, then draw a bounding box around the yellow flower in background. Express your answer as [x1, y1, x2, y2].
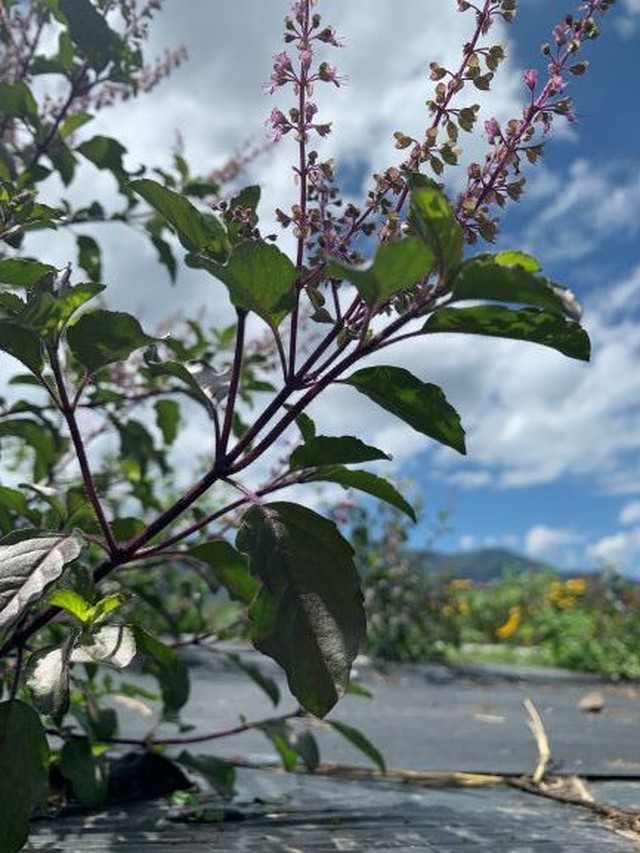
[565, 577, 586, 595]
[496, 606, 521, 640]
[457, 600, 470, 615]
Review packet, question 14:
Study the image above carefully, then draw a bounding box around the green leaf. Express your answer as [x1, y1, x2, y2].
[422, 305, 590, 361]
[154, 398, 180, 444]
[451, 255, 581, 318]
[328, 720, 386, 772]
[60, 739, 108, 807]
[0, 321, 43, 373]
[408, 180, 464, 272]
[0, 258, 55, 288]
[227, 652, 280, 706]
[151, 235, 177, 283]
[258, 720, 299, 771]
[290, 435, 391, 469]
[76, 234, 101, 281]
[143, 360, 218, 416]
[237, 502, 366, 717]
[59, 112, 93, 139]
[49, 588, 93, 622]
[134, 628, 190, 718]
[0, 533, 82, 632]
[130, 178, 229, 256]
[192, 240, 296, 327]
[494, 250, 540, 272]
[176, 752, 235, 799]
[0, 700, 49, 853]
[0, 82, 38, 119]
[76, 135, 128, 189]
[302, 466, 416, 522]
[230, 184, 261, 213]
[26, 645, 71, 716]
[59, 0, 123, 73]
[67, 309, 155, 371]
[294, 411, 316, 443]
[293, 730, 320, 771]
[0, 418, 62, 481]
[327, 238, 435, 306]
[342, 366, 466, 455]
[188, 541, 259, 605]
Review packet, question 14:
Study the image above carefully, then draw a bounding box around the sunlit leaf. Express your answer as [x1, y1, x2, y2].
[71, 625, 136, 668]
[408, 179, 464, 272]
[0, 533, 82, 632]
[342, 366, 466, 455]
[327, 238, 435, 306]
[237, 502, 366, 717]
[290, 435, 391, 469]
[451, 255, 582, 319]
[301, 466, 416, 522]
[193, 240, 296, 327]
[26, 644, 71, 716]
[422, 305, 590, 361]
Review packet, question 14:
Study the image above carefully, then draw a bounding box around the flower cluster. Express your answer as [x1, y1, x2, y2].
[457, 0, 615, 242]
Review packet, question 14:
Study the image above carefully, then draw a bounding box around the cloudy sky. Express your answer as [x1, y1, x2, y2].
[29, 0, 640, 574]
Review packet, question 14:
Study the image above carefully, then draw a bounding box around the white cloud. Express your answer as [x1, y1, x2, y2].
[587, 527, 640, 572]
[614, 0, 640, 37]
[512, 159, 640, 263]
[524, 524, 582, 562]
[620, 502, 640, 526]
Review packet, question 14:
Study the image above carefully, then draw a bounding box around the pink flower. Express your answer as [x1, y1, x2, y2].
[484, 117, 500, 142]
[553, 23, 571, 45]
[317, 61, 342, 87]
[523, 68, 539, 91]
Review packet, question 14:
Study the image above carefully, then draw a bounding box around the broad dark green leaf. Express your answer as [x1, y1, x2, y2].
[328, 720, 386, 772]
[60, 739, 108, 807]
[130, 178, 229, 256]
[230, 185, 261, 212]
[294, 411, 316, 442]
[154, 398, 180, 444]
[76, 135, 128, 189]
[342, 366, 466, 455]
[0, 82, 38, 119]
[177, 752, 235, 799]
[408, 180, 464, 272]
[227, 652, 280, 706]
[327, 238, 435, 306]
[0, 258, 55, 287]
[451, 255, 582, 318]
[290, 435, 391, 469]
[422, 305, 590, 361]
[59, 0, 123, 73]
[0, 321, 43, 373]
[67, 309, 155, 371]
[192, 240, 296, 327]
[77, 234, 101, 281]
[189, 540, 259, 604]
[0, 532, 81, 632]
[302, 466, 416, 522]
[0, 700, 49, 853]
[237, 502, 366, 717]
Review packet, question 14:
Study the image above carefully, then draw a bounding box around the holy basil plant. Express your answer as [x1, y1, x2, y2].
[0, 0, 613, 848]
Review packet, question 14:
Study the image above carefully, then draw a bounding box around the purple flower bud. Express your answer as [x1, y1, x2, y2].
[523, 68, 539, 90]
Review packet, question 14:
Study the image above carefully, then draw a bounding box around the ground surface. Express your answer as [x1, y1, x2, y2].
[27, 652, 640, 852]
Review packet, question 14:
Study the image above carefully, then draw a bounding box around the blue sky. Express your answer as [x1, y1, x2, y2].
[25, 1, 640, 574]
